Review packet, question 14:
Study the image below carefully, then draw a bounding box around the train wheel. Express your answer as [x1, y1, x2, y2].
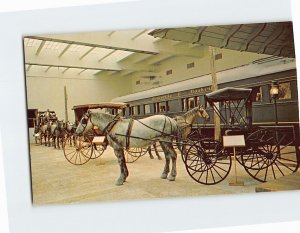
[63, 135, 93, 165]
[184, 139, 232, 185]
[241, 128, 299, 182]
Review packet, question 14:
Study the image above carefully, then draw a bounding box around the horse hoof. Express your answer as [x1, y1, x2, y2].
[158, 157, 162, 160]
[115, 180, 124, 186]
[168, 176, 176, 181]
[150, 156, 154, 159]
[161, 173, 168, 179]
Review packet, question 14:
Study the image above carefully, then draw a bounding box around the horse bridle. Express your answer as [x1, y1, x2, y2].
[78, 111, 93, 134]
[79, 111, 120, 135]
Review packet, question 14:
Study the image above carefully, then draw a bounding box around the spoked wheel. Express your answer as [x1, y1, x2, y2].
[63, 135, 93, 165]
[179, 139, 195, 163]
[241, 128, 299, 182]
[184, 138, 232, 185]
[85, 129, 106, 159]
[181, 129, 209, 163]
[91, 143, 105, 159]
[125, 147, 148, 163]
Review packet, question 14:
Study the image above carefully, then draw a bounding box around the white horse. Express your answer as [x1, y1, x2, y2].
[76, 111, 178, 186]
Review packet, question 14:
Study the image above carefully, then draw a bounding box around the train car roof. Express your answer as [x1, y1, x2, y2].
[72, 102, 129, 110]
[111, 59, 295, 103]
[205, 87, 252, 102]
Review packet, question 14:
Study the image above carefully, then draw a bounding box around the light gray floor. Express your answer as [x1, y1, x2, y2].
[30, 143, 263, 205]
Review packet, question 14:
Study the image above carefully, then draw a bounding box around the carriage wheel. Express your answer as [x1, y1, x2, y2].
[63, 135, 93, 165]
[184, 139, 232, 185]
[181, 129, 208, 163]
[125, 147, 147, 163]
[91, 143, 105, 159]
[85, 129, 106, 159]
[241, 128, 299, 182]
[180, 139, 196, 163]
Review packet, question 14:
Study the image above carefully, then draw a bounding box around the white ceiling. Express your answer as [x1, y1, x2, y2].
[24, 22, 296, 80]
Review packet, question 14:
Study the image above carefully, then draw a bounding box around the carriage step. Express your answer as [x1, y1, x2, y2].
[255, 172, 300, 192]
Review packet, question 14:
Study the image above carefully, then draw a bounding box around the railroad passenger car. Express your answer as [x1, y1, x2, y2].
[112, 57, 299, 136]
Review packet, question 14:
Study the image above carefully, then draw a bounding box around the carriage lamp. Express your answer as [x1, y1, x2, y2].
[270, 81, 279, 125]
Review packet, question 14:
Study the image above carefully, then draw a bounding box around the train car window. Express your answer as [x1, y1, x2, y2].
[154, 103, 158, 113]
[166, 101, 170, 111]
[181, 98, 187, 111]
[129, 106, 134, 115]
[195, 96, 200, 106]
[278, 82, 291, 100]
[187, 97, 196, 109]
[136, 106, 140, 115]
[117, 109, 123, 115]
[251, 86, 263, 102]
[158, 102, 167, 112]
[144, 104, 151, 114]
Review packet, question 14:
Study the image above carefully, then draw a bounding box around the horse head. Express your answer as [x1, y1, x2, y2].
[197, 105, 210, 121]
[76, 110, 93, 136]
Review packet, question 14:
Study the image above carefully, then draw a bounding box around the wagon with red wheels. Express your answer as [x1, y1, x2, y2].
[63, 102, 132, 165]
[183, 87, 300, 185]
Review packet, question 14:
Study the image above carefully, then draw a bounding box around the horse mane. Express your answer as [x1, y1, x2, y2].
[182, 106, 199, 119]
[91, 111, 118, 122]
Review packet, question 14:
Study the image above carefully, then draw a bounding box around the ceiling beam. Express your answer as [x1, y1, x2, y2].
[192, 26, 207, 44]
[107, 31, 115, 36]
[25, 63, 120, 72]
[257, 23, 285, 54]
[98, 50, 116, 62]
[78, 69, 87, 75]
[62, 68, 69, 74]
[220, 24, 243, 48]
[131, 29, 148, 40]
[25, 36, 159, 55]
[79, 47, 95, 60]
[44, 66, 52, 72]
[26, 65, 32, 72]
[35, 41, 46, 55]
[58, 44, 72, 57]
[240, 23, 267, 51]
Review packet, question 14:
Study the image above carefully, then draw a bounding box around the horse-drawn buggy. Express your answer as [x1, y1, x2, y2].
[183, 87, 300, 185]
[63, 102, 149, 165]
[72, 87, 299, 186]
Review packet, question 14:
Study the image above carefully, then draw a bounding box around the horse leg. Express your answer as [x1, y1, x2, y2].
[53, 135, 56, 149]
[44, 134, 47, 146]
[57, 135, 60, 149]
[148, 146, 154, 159]
[114, 148, 129, 186]
[159, 141, 170, 179]
[154, 144, 162, 160]
[168, 144, 177, 181]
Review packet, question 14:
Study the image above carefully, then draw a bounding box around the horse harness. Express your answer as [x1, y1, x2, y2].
[82, 112, 175, 149]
